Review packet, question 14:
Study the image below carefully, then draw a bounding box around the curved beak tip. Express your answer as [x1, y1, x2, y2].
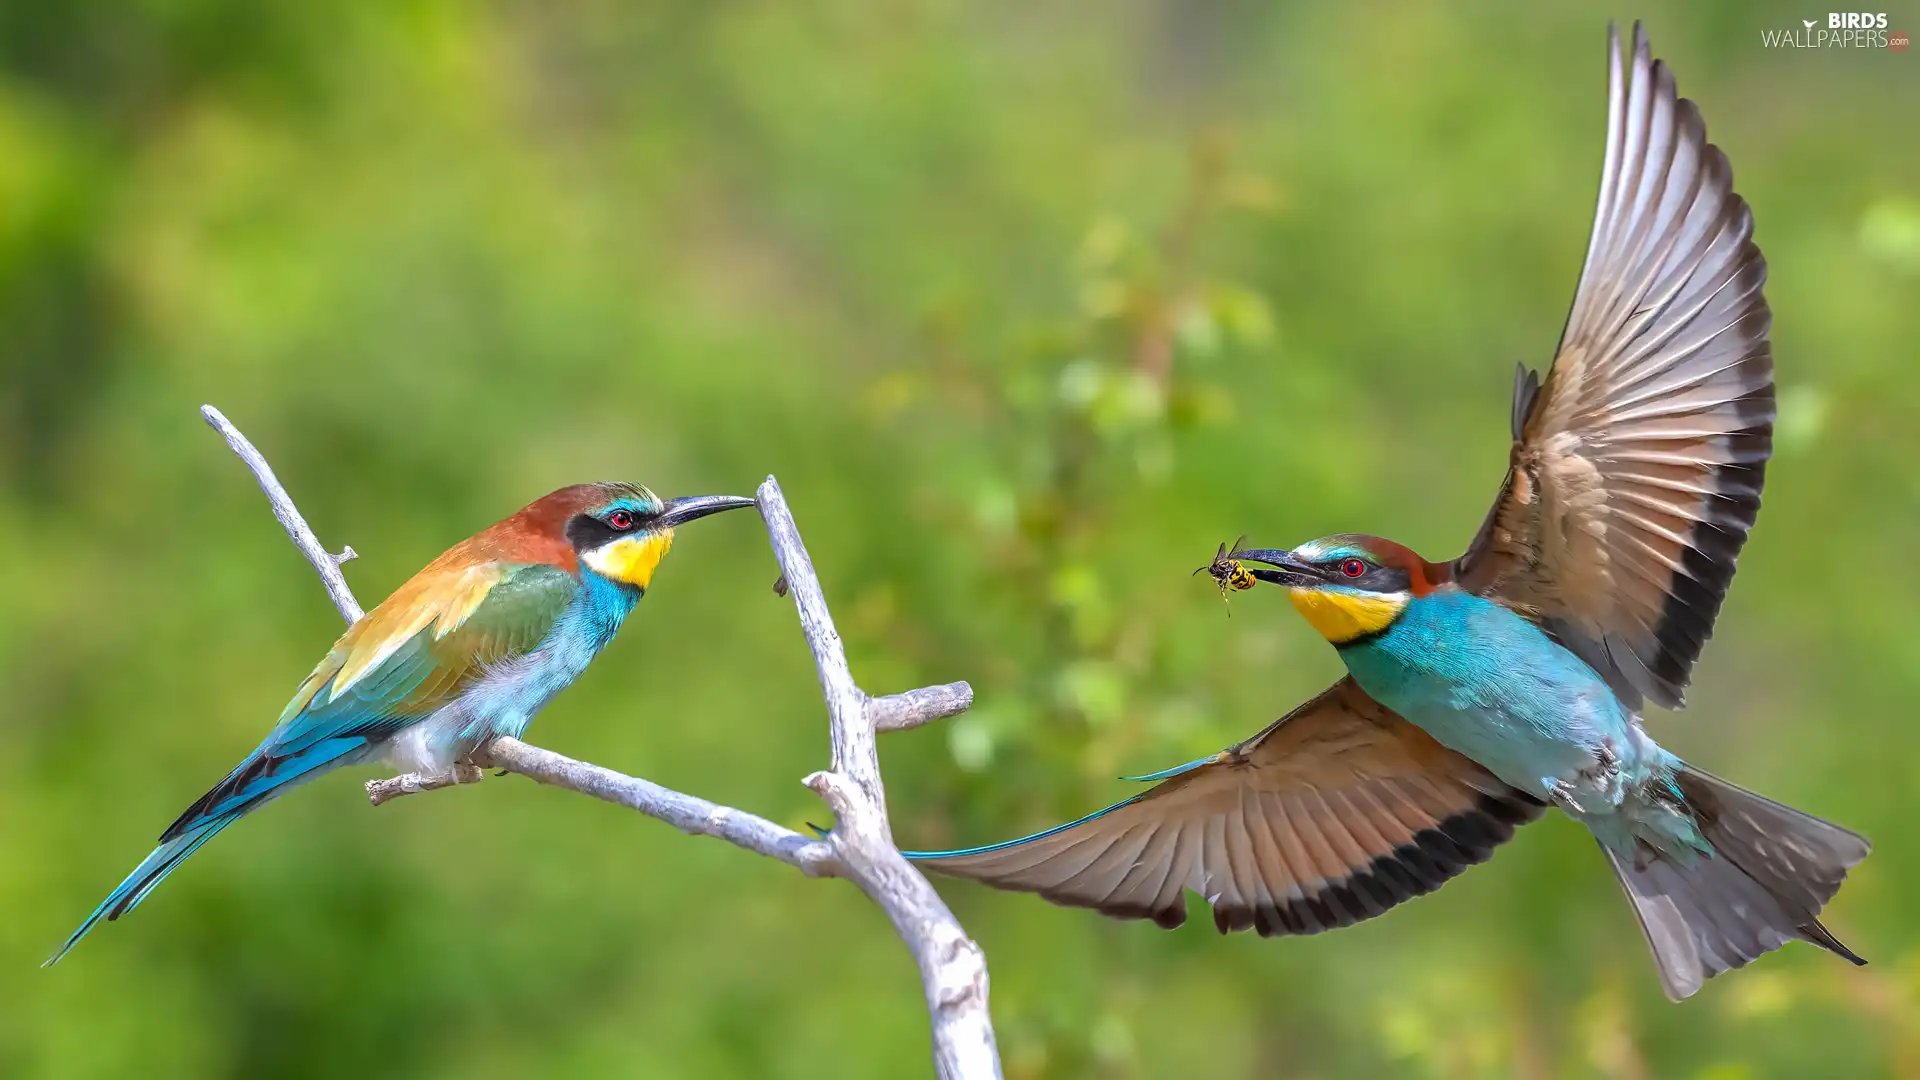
[1228, 547, 1301, 569]
[660, 494, 758, 527]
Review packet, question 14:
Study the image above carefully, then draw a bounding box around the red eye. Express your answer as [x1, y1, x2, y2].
[1340, 558, 1366, 578]
[606, 510, 635, 531]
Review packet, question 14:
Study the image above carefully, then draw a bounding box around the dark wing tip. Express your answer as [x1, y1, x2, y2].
[1034, 893, 1190, 931]
[1212, 788, 1546, 939]
[1800, 919, 1868, 966]
[1641, 355, 1776, 705]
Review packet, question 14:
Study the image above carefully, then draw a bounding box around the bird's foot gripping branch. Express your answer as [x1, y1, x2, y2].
[198, 405, 1002, 1080]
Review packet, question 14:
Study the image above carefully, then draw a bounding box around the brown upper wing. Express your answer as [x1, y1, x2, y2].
[915, 679, 1544, 936]
[1454, 24, 1774, 709]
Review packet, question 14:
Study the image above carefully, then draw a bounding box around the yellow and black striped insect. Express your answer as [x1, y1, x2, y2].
[1196, 536, 1257, 612]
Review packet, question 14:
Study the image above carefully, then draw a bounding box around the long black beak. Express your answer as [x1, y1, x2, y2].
[658, 494, 757, 528]
[1227, 547, 1324, 587]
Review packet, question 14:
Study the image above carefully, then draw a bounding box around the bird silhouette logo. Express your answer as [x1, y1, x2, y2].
[1803, 18, 1818, 28]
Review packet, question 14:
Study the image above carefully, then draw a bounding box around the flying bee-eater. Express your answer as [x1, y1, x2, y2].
[49, 482, 755, 964]
[910, 24, 1869, 1000]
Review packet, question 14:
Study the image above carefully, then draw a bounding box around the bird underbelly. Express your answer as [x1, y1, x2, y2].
[382, 710, 480, 776]
[378, 693, 553, 776]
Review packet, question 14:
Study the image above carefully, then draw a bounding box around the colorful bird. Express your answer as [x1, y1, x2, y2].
[909, 24, 1869, 1000]
[49, 482, 754, 964]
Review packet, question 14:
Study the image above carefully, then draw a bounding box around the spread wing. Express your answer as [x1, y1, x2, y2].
[1454, 23, 1774, 710]
[909, 679, 1545, 936]
[161, 559, 578, 840]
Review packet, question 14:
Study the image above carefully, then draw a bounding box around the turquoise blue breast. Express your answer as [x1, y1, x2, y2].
[467, 569, 640, 741]
[1335, 588, 1632, 799]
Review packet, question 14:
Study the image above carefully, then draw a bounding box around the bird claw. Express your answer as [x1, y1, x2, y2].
[1545, 778, 1581, 812]
[450, 763, 485, 785]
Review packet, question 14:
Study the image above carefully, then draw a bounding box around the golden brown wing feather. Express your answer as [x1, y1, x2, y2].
[1455, 24, 1774, 709]
[916, 679, 1545, 936]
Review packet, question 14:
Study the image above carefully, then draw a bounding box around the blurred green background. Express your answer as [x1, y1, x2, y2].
[3, 2, 1916, 1077]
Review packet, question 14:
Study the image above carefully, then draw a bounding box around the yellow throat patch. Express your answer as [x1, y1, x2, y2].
[583, 531, 676, 589]
[1287, 587, 1407, 643]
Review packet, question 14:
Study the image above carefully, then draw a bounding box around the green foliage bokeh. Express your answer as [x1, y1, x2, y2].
[2, 2, 1916, 1077]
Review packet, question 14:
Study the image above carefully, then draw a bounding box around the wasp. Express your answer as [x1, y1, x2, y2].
[1196, 535, 1258, 612]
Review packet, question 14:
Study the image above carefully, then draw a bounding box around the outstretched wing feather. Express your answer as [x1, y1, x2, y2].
[1454, 24, 1773, 710]
[912, 679, 1545, 935]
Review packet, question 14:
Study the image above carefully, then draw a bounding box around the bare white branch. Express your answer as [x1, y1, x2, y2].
[202, 407, 999, 1079]
[757, 477, 1000, 1080]
[871, 682, 974, 733]
[200, 404, 364, 623]
[480, 736, 841, 874]
[365, 764, 484, 804]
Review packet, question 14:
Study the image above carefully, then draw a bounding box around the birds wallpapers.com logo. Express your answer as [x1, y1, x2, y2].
[1761, 12, 1907, 48]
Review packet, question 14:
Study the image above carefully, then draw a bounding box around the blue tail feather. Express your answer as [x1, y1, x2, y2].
[48, 736, 367, 964]
[163, 736, 367, 842]
[45, 816, 237, 965]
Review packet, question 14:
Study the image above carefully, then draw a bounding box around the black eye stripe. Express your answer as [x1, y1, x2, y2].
[1316, 557, 1410, 593]
[564, 508, 655, 551]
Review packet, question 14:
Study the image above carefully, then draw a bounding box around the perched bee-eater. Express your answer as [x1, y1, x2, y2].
[911, 25, 1869, 1000]
[50, 483, 754, 964]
